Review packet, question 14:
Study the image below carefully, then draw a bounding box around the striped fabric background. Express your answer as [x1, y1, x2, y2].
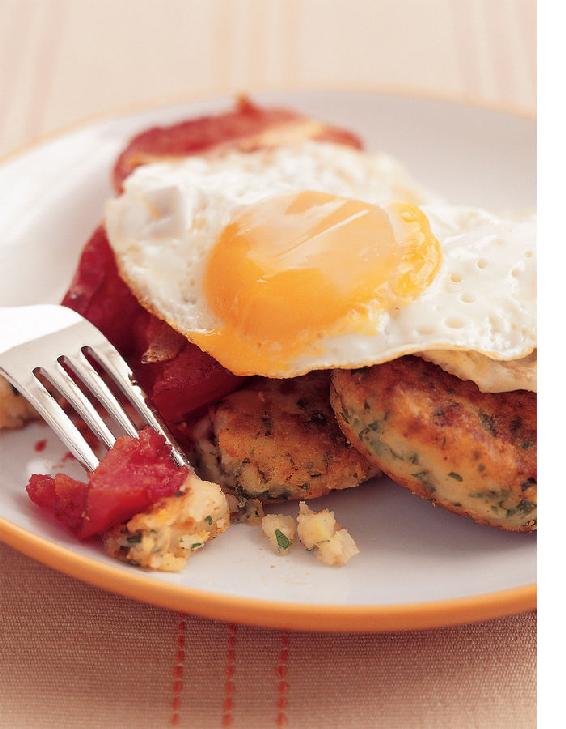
[0, 0, 535, 157]
[0, 1, 535, 728]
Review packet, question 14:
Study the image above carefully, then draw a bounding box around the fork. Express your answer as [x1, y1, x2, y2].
[0, 304, 187, 471]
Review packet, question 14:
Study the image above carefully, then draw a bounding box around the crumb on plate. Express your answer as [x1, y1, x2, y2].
[261, 513, 296, 554]
[297, 501, 359, 566]
[226, 494, 265, 524]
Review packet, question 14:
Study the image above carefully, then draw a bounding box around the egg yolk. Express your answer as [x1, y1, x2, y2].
[192, 191, 441, 376]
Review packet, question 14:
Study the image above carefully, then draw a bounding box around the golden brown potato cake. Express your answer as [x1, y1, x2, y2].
[330, 356, 536, 532]
[190, 372, 380, 502]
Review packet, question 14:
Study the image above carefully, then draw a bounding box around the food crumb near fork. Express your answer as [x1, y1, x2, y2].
[261, 502, 359, 566]
[297, 501, 360, 566]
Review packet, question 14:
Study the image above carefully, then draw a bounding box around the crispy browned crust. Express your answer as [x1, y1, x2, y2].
[330, 357, 536, 532]
[190, 372, 380, 502]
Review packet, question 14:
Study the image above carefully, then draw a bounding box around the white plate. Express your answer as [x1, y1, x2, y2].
[0, 91, 536, 631]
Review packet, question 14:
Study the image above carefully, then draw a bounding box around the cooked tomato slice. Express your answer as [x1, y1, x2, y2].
[113, 96, 362, 191]
[27, 473, 87, 533]
[137, 343, 243, 426]
[61, 226, 144, 357]
[26, 429, 188, 539]
[62, 226, 244, 428]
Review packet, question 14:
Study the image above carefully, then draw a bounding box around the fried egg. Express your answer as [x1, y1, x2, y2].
[105, 142, 536, 389]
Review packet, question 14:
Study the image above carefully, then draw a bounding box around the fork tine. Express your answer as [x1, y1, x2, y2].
[65, 352, 138, 439]
[22, 376, 99, 471]
[0, 306, 187, 471]
[88, 343, 187, 466]
[40, 361, 116, 451]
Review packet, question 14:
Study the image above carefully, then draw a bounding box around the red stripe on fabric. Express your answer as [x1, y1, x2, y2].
[222, 624, 238, 727]
[275, 632, 290, 727]
[169, 613, 187, 727]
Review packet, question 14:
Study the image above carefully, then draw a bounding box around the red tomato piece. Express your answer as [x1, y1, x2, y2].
[132, 315, 186, 363]
[27, 473, 58, 508]
[136, 343, 243, 426]
[113, 96, 363, 191]
[81, 428, 188, 538]
[61, 226, 145, 356]
[61, 227, 245, 427]
[27, 473, 87, 533]
[26, 428, 188, 539]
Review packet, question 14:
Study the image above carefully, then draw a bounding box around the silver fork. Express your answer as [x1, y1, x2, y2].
[0, 304, 187, 471]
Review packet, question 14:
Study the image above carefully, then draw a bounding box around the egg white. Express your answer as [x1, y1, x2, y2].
[105, 142, 536, 389]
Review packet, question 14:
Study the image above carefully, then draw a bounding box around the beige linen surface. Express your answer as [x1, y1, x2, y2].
[0, 1, 536, 728]
[0, 544, 536, 729]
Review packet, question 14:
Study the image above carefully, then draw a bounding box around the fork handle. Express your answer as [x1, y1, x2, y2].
[0, 305, 83, 356]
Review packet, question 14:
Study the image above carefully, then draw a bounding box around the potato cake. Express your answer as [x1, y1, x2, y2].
[331, 356, 536, 531]
[191, 371, 380, 502]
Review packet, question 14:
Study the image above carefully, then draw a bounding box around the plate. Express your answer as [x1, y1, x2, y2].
[0, 90, 536, 631]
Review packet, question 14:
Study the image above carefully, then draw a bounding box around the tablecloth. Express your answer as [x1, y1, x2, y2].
[0, 1, 536, 727]
[0, 544, 536, 729]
